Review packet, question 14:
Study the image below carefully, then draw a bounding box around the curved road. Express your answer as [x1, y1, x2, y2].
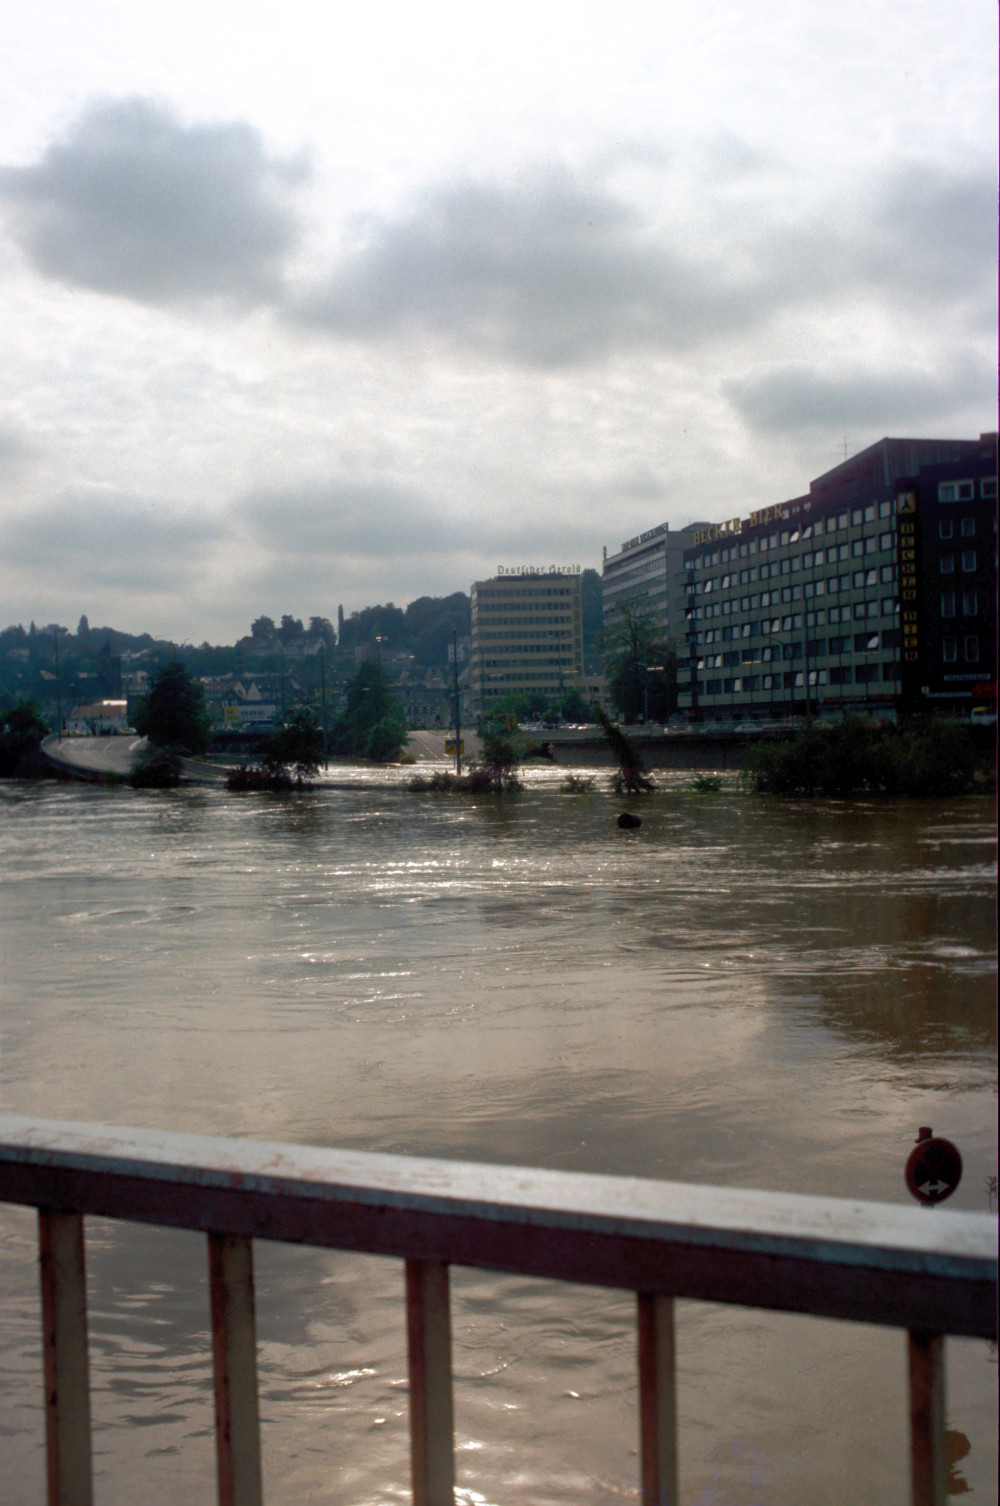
[42, 735, 230, 784]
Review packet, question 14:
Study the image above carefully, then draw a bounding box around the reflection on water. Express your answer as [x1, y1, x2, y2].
[0, 776, 996, 1504]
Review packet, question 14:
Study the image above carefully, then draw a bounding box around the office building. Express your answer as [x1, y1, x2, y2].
[601, 522, 710, 641]
[675, 435, 995, 720]
[470, 570, 584, 716]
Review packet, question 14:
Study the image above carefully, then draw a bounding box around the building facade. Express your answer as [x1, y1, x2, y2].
[601, 522, 710, 642]
[895, 449, 997, 714]
[675, 435, 995, 720]
[470, 571, 584, 716]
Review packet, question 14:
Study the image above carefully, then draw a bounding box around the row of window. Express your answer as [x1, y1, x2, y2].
[477, 662, 569, 673]
[942, 637, 982, 663]
[939, 478, 996, 501]
[475, 588, 575, 599]
[697, 632, 897, 668]
[694, 600, 899, 644]
[603, 558, 665, 586]
[696, 663, 898, 694]
[938, 518, 977, 538]
[940, 591, 979, 617]
[693, 571, 897, 619]
[475, 644, 579, 656]
[939, 552, 978, 573]
[693, 540, 893, 592]
[474, 616, 575, 627]
[693, 566, 898, 604]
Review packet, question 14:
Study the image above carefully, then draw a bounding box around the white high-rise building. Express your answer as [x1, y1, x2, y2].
[470, 571, 584, 716]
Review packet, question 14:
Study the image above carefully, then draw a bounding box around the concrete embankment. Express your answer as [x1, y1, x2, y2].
[546, 732, 756, 770]
[408, 727, 760, 771]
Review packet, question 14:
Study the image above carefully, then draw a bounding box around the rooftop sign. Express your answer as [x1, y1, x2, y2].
[691, 504, 789, 547]
[496, 564, 582, 576]
[620, 522, 669, 553]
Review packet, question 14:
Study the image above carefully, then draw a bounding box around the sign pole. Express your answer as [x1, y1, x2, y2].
[452, 630, 462, 777]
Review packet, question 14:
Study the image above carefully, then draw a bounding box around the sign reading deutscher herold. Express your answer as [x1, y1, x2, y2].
[496, 564, 582, 576]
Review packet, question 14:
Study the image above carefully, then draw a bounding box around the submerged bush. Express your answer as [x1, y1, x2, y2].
[560, 773, 596, 793]
[594, 709, 655, 793]
[225, 764, 295, 792]
[690, 773, 723, 793]
[128, 745, 182, 788]
[407, 764, 516, 795]
[743, 716, 985, 798]
[0, 700, 49, 777]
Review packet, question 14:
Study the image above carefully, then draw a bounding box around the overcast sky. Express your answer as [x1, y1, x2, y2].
[1, 1, 995, 643]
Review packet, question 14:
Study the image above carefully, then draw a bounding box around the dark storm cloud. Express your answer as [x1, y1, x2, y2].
[293, 157, 996, 366]
[236, 480, 455, 556]
[293, 169, 763, 365]
[0, 98, 306, 304]
[1, 492, 223, 590]
[3, 100, 993, 371]
[861, 162, 997, 306]
[235, 477, 590, 569]
[723, 358, 990, 433]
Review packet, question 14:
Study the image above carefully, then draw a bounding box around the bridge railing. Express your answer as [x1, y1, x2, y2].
[0, 1115, 995, 1506]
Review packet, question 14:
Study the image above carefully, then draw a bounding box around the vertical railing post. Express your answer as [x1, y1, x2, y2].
[637, 1293, 678, 1506]
[406, 1259, 455, 1506]
[908, 1330, 946, 1506]
[38, 1209, 93, 1506]
[209, 1233, 263, 1506]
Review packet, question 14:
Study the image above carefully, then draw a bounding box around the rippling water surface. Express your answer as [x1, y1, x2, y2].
[0, 772, 996, 1503]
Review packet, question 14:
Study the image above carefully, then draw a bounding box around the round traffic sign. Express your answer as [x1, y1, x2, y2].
[904, 1128, 963, 1206]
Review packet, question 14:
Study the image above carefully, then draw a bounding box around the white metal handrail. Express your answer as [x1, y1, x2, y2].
[1, 1115, 995, 1506]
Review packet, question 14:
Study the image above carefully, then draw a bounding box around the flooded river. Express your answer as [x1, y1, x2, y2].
[0, 772, 995, 1503]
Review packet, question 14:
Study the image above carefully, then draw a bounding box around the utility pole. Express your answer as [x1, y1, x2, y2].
[53, 627, 64, 737]
[319, 646, 328, 761]
[452, 629, 462, 776]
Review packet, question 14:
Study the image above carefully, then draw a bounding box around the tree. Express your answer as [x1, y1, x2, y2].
[308, 616, 336, 646]
[279, 614, 305, 644]
[472, 731, 522, 791]
[366, 716, 409, 762]
[250, 616, 276, 640]
[556, 688, 593, 722]
[133, 661, 212, 755]
[602, 600, 676, 723]
[256, 706, 325, 786]
[337, 603, 406, 652]
[330, 663, 408, 760]
[0, 700, 49, 777]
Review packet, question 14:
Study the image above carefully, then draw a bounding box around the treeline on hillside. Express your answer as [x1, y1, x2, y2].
[0, 593, 475, 714]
